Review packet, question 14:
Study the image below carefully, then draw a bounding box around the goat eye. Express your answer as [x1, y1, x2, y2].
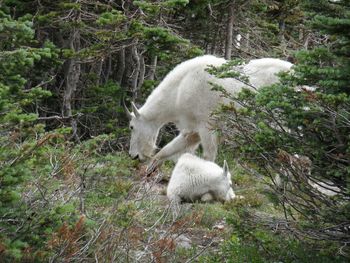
[130, 126, 133, 130]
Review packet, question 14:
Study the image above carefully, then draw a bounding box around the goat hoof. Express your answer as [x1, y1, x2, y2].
[146, 159, 159, 175]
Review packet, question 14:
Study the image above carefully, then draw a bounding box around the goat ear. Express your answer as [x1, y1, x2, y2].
[223, 160, 229, 179]
[131, 102, 141, 118]
[123, 99, 132, 120]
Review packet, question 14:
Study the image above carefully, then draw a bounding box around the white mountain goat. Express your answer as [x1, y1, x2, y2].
[125, 55, 293, 170]
[276, 152, 341, 197]
[167, 153, 235, 213]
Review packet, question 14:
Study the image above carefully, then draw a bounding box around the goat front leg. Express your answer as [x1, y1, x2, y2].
[146, 132, 200, 174]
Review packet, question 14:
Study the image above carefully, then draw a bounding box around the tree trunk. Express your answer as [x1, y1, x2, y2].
[130, 44, 141, 101]
[137, 55, 145, 95]
[225, 3, 234, 60]
[148, 55, 157, 81]
[210, 26, 218, 55]
[95, 59, 103, 86]
[279, 20, 287, 54]
[304, 35, 310, 50]
[116, 48, 125, 84]
[106, 54, 112, 82]
[245, 33, 250, 51]
[63, 21, 81, 142]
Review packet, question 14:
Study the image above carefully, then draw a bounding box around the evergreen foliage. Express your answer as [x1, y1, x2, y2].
[0, 10, 69, 260]
[217, 0, 350, 253]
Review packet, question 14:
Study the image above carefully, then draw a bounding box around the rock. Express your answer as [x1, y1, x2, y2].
[172, 234, 192, 249]
[213, 224, 225, 230]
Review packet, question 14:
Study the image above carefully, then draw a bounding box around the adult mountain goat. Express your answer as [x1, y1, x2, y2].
[125, 55, 293, 170]
[167, 153, 235, 206]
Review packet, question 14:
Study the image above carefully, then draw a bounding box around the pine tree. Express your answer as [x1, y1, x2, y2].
[218, 0, 350, 254]
[0, 9, 63, 260]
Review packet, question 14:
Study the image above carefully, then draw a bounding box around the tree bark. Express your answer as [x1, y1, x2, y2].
[95, 59, 103, 86]
[279, 20, 287, 54]
[225, 3, 234, 59]
[137, 55, 145, 94]
[106, 54, 112, 82]
[147, 55, 157, 81]
[210, 27, 218, 55]
[130, 44, 141, 100]
[245, 33, 250, 51]
[116, 48, 125, 84]
[63, 19, 81, 142]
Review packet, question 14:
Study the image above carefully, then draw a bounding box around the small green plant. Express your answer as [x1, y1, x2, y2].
[201, 206, 348, 263]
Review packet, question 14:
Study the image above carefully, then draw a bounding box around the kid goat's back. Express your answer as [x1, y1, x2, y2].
[167, 153, 235, 206]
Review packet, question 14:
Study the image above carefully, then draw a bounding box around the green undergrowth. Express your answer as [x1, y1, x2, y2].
[194, 153, 346, 262]
[2, 136, 347, 261]
[200, 205, 347, 263]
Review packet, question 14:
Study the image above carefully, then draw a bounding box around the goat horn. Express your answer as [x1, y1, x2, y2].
[123, 99, 132, 120]
[131, 102, 140, 118]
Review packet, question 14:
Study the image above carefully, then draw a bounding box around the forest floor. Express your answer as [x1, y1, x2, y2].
[110, 163, 239, 262]
[83, 156, 283, 262]
[39, 151, 346, 262]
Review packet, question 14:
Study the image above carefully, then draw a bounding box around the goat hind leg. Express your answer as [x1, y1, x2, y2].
[199, 127, 218, 161]
[201, 193, 214, 203]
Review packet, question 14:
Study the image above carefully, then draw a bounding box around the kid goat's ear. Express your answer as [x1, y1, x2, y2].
[223, 160, 229, 179]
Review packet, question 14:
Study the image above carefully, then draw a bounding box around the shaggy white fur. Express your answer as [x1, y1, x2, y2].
[127, 55, 293, 168]
[167, 153, 235, 208]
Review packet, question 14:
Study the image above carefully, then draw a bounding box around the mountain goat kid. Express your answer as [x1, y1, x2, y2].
[167, 153, 235, 215]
